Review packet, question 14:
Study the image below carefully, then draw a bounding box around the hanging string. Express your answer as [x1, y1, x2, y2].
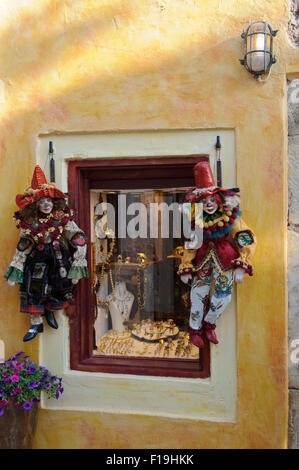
[42, 141, 55, 182]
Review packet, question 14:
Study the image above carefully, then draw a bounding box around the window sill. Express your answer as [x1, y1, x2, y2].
[40, 307, 237, 422]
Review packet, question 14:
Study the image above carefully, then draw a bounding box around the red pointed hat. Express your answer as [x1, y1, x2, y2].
[191, 161, 227, 199]
[16, 165, 66, 209]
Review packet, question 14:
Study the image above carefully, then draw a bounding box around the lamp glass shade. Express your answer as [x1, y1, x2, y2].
[242, 21, 275, 75]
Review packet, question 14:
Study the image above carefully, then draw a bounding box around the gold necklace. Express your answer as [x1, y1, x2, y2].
[96, 237, 116, 306]
[137, 264, 147, 314]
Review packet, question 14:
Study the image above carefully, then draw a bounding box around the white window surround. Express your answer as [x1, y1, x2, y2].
[37, 129, 237, 422]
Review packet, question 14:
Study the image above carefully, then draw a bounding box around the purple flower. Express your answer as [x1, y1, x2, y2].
[4, 378, 10, 382]
[46, 383, 52, 389]
[14, 402, 21, 407]
[7, 352, 24, 361]
[14, 365, 22, 371]
[2, 372, 8, 377]
[0, 391, 4, 398]
[55, 391, 59, 399]
[32, 398, 40, 403]
[28, 361, 37, 367]
[10, 390, 17, 396]
[0, 400, 8, 406]
[23, 401, 32, 410]
[51, 376, 57, 381]
[15, 387, 22, 393]
[10, 375, 19, 383]
[15, 352, 25, 358]
[0, 407, 3, 416]
[28, 367, 36, 374]
[28, 381, 40, 389]
[58, 387, 64, 394]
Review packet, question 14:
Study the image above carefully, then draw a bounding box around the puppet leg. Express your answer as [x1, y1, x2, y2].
[188, 266, 212, 348]
[203, 268, 234, 344]
[23, 314, 44, 342]
[44, 309, 58, 329]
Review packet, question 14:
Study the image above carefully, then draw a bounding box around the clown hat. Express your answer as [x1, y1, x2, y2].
[185, 161, 228, 203]
[193, 161, 227, 198]
[16, 165, 66, 209]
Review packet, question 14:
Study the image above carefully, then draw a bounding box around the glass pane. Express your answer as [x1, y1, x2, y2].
[91, 188, 200, 360]
[246, 22, 271, 72]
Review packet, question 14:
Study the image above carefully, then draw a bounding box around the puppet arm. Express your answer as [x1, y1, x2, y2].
[177, 249, 197, 276]
[63, 220, 89, 280]
[230, 217, 257, 276]
[4, 236, 34, 284]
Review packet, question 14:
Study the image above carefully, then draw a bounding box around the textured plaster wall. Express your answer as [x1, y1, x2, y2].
[288, 78, 299, 449]
[0, 0, 298, 449]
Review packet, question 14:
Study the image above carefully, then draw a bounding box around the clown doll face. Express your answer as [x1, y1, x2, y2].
[37, 197, 54, 215]
[201, 195, 218, 215]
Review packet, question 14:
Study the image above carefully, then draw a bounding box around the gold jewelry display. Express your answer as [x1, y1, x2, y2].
[95, 321, 198, 359]
[95, 232, 116, 306]
[136, 261, 147, 315]
[130, 318, 179, 341]
[95, 248, 149, 312]
[97, 330, 133, 356]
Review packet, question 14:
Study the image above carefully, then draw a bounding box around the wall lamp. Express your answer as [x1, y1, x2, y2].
[239, 21, 278, 80]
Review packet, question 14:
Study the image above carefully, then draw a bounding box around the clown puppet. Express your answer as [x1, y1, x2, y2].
[4, 166, 88, 342]
[178, 161, 256, 348]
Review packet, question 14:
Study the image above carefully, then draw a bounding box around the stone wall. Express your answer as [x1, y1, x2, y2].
[289, 0, 299, 47]
[287, 1, 299, 449]
[288, 77, 299, 449]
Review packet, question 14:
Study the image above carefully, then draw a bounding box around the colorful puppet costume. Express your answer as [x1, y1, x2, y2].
[178, 161, 256, 348]
[4, 166, 88, 341]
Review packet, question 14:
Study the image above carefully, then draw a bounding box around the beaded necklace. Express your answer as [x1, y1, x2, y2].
[203, 206, 241, 239]
[13, 207, 73, 244]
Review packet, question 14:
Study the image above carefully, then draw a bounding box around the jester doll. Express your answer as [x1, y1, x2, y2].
[178, 161, 256, 348]
[4, 166, 88, 342]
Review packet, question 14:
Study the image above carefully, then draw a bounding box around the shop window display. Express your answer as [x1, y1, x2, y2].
[67, 156, 212, 378]
[91, 188, 199, 361]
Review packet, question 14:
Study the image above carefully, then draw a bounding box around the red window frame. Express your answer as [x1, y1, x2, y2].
[67, 155, 211, 378]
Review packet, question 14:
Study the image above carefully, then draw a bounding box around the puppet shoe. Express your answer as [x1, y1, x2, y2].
[23, 323, 44, 342]
[187, 326, 205, 348]
[203, 321, 219, 344]
[45, 309, 58, 329]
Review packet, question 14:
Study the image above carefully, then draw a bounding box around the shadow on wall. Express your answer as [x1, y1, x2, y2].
[0, 0, 276, 135]
[0, 0, 285, 358]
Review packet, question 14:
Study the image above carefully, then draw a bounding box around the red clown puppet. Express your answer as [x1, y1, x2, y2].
[178, 161, 256, 348]
[4, 166, 88, 342]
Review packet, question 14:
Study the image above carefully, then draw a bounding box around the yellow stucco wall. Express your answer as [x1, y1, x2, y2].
[0, 0, 298, 448]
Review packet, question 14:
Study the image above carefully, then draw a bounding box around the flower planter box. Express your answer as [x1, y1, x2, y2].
[0, 399, 39, 449]
[0, 352, 63, 449]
